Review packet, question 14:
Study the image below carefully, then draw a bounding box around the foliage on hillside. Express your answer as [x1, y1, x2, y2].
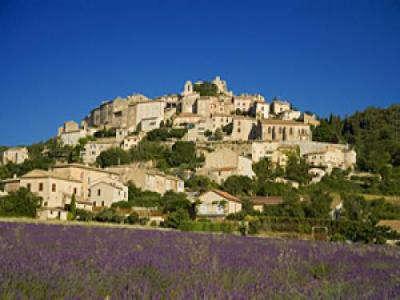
[97, 140, 203, 171]
[193, 81, 218, 96]
[0, 137, 91, 180]
[313, 105, 400, 172]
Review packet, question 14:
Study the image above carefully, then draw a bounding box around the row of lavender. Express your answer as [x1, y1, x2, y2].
[0, 222, 399, 299]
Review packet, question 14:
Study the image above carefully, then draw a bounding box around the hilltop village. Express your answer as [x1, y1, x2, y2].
[1, 76, 357, 223]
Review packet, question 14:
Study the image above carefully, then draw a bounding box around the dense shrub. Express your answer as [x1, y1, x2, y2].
[125, 212, 140, 224]
[0, 188, 42, 218]
[75, 209, 94, 222]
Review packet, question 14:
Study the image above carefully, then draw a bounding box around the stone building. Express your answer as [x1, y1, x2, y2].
[107, 164, 184, 195]
[254, 100, 270, 119]
[58, 121, 96, 146]
[260, 119, 312, 142]
[0, 147, 29, 165]
[230, 116, 260, 141]
[304, 146, 357, 171]
[281, 110, 301, 121]
[234, 95, 255, 113]
[270, 100, 291, 115]
[81, 138, 120, 164]
[302, 113, 320, 126]
[198, 148, 254, 184]
[85, 95, 164, 132]
[210, 114, 233, 131]
[252, 142, 297, 166]
[121, 134, 144, 151]
[173, 113, 202, 126]
[89, 179, 128, 208]
[3, 164, 128, 217]
[251, 196, 283, 212]
[197, 190, 242, 218]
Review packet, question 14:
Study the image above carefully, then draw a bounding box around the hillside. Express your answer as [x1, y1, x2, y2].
[313, 104, 400, 172]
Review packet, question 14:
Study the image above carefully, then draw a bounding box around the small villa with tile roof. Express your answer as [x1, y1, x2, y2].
[197, 189, 242, 219]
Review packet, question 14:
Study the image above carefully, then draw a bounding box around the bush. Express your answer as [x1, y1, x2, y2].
[330, 233, 346, 242]
[0, 188, 42, 218]
[164, 209, 190, 228]
[76, 209, 94, 222]
[95, 208, 123, 223]
[125, 212, 140, 224]
[139, 217, 149, 225]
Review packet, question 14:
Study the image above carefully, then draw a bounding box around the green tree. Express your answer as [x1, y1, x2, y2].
[0, 188, 42, 217]
[69, 194, 77, 220]
[168, 141, 197, 167]
[96, 147, 131, 167]
[164, 208, 190, 228]
[285, 153, 311, 185]
[185, 175, 217, 193]
[303, 188, 333, 219]
[253, 158, 275, 182]
[193, 82, 218, 96]
[222, 175, 253, 196]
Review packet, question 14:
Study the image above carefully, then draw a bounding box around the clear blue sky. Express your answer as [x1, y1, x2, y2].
[1, 0, 399, 146]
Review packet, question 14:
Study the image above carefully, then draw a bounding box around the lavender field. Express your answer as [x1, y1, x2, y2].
[0, 222, 399, 299]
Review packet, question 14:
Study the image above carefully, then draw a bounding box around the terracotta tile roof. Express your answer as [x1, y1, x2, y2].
[378, 220, 400, 232]
[212, 189, 241, 203]
[251, 196, 283, 205]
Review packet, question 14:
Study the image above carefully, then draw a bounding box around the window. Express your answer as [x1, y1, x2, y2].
[73, 187, 77, 195]
[44, 201, 48, 206]
[97, 189, 101, 196]
[88, 189, 91, 197]
[93, 201, 96, 207]
[39, 183, 43, 191]
[268, 127, 271, 134]
[52, 184, 56, 192]
[101, 201, 105, 207]
[27, 183, 31, 191]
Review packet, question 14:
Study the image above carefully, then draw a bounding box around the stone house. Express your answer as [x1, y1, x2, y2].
[230, 116, 260, 141]
[81, 138, 119, 164]
[121, 134, 143, 150]
[85, 95, 164, 132]
[51, 163, 121, 197]
[0, 147, 29, 165]
[210, 114, 233, 132]
[281, 110, 301, 121]
[251, 142, 296, 167]
[58, 121, 96, 146]
[251, 196, 283, 212]
[107, 164, 184, 195]
[270, 100, 291, 115]
[302, 113, 320, 126]
[173, 113, 203, 126]
[234, 95, 254, 113]
[254, 101, 270, 119]
[127, 100, 165, 132]
[304, 147, 357, 171]
[89, 179, 128, 208]
[19, 169, 83, 208]
[198, 148, 254, 184]
[1, 164, 128, 219]
[197, 190, 242, 218]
